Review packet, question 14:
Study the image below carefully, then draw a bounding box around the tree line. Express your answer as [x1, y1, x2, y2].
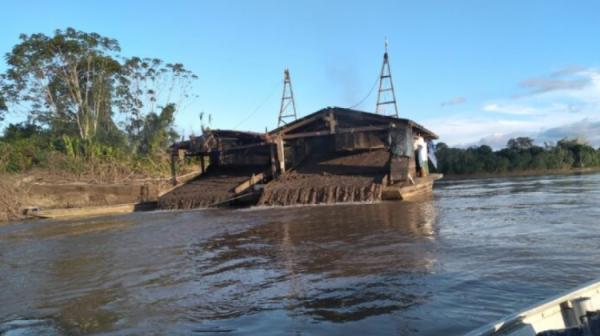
[435, 137, 600, 175]
[0, 28, 197, 176]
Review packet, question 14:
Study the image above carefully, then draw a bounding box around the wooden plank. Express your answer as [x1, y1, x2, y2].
[283, 130, 332, 140]
[381, 173, 443, 200]
[338, 125, 390, 134]
[271, 110, 327, 135]
[382, 182, 431, 200]
[390, 156, 409, 183]
[210, 129, 265, 139]
[32, 202, 156, 220]
[158, 171, 203, 197]
[336, 108, 399, 124]
[233, 172, 266, 195]
[282, 125, 391, 140]
[185, 140, 268, 156]
[221, 141, 269, 152]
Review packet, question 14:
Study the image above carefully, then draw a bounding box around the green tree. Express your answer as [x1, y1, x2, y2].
[115, 57, 197, 154]
[0, 82, 7, 121]
[135, 103, 179, 156]
[2, 28, 122, 141]
[475, 145, 497, 172]
[0, 28, 200, 177]
[2, 123, 43, 141]
[433, 137, 600, 176]
[557, 138, 598, 168]
[507, 137, 534, 150]
[529, 151, 548, 170]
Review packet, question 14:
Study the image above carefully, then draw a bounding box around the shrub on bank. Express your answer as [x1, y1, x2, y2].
[435, 138, 600, 176]
[0, 125, 185, 181]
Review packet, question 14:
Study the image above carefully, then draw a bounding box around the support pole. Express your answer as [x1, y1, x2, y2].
[276, 136, 286, 174]
[326, 110, 337, 133]
[170, 151, 177, 186]
[270, 144, 278, 177]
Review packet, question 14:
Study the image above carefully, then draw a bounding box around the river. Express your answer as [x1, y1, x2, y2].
[1, 173, 600, 335]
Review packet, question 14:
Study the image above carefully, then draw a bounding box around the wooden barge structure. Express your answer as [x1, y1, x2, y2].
[158, 106, 442, 210]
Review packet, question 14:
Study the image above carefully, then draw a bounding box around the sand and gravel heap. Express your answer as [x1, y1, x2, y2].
[258, 149, 388, 206]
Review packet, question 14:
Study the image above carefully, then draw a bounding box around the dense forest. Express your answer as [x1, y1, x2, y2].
[0, 28, 198, 180]
[435, 137, 600, 175]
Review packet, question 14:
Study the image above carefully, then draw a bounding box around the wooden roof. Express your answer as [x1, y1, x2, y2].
[205, 129, 266, 141]
[269, 106, 439, 140]
[171, 107, 438, 153]
[170, 129, 265, 151]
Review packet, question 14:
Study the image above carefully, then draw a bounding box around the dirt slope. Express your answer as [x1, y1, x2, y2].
[158, 166, 264, 209]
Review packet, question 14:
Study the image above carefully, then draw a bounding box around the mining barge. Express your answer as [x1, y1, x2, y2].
[159, 107, 442, 210]
[15, 44, 441, 221]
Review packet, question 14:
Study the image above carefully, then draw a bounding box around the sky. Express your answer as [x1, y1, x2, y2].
[1, 0, 600, 148]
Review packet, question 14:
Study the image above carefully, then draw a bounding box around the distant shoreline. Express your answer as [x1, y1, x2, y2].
[439, 167, 600, 181]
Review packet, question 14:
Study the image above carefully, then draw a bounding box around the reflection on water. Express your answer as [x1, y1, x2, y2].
[186, 201, 437, 325]
[1, 173, 600, 335]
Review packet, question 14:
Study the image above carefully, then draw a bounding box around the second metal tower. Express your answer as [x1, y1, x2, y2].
[277, 68, 298, 127]
[375, 40, 399, 118]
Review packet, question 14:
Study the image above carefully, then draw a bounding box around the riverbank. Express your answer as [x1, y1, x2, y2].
[440, 167, 600, 181]
[0, 170, 200, 224]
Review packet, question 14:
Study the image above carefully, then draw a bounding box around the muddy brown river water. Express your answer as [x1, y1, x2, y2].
[1, 173, 600, 335]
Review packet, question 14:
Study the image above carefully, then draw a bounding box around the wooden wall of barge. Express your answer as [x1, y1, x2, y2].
[281, 131, 390, 171]
[283, 135, 337, 169]
[334, 131, 386, 151]
[218, 145, 272, 167]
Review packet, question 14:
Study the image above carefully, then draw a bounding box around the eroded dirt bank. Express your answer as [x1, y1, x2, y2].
[0, 176, 24, 222]
[0, 173, 182, 223]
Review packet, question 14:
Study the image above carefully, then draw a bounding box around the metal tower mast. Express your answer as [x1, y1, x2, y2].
[277, 68, 298, 127]
[375, 39, 399, 117]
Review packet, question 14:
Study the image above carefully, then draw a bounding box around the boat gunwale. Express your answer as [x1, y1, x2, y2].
[464, 277, 600, 336]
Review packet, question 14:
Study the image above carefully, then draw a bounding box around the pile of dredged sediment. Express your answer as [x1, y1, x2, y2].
[158, 166, 262, 209]
[258, 149, 388, 206]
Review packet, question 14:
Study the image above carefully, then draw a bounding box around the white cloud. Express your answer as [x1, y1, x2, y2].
[517, 66, 593, 96]
[420, 66, 600, 148]
[482, 103, 542, 116]
[440, 96, 466, 107]
[537, 119, 600, 146]
[423, 116, 540, 147]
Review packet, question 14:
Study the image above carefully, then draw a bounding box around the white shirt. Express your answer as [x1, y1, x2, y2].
[414, 136, 428, 162]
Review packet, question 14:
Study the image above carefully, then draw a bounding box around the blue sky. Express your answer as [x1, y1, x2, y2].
[2, 0, 600, 147]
